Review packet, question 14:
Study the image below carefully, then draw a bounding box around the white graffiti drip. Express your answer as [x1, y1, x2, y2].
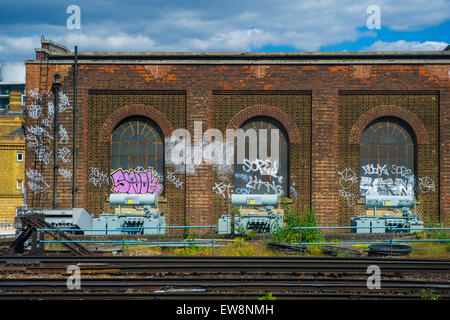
[418, 176, 435, 193]
[213, 182, 233, 198]
[58, 147, 71, 163]
[59, 125, 69, 144]
[27, 104, 42, 119]
[338, 168, 357, 206]
[166, 171, 184, 188]
[89, 167, 109, 187]
[58, 168, 72, 181]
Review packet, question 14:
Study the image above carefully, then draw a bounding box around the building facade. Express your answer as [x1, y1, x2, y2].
[24, 40, 450, 228]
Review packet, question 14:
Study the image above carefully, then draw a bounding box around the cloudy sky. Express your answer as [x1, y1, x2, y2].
[0, 0, 449, 65]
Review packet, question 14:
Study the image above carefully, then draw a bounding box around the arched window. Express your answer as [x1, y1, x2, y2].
[233, 117, 288, 196]
[360, 117, 415, 197]
[110, 117, 164, 195]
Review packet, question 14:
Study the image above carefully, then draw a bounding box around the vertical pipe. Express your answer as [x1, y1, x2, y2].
[72, 46, 78, 208]
[53, 85, 59, 209]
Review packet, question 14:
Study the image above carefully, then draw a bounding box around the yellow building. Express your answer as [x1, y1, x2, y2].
[0, 91, 25, 223]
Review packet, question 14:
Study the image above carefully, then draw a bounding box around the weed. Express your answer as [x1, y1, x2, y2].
[420, 288, 440, 300]
[257, 293, 276, 300]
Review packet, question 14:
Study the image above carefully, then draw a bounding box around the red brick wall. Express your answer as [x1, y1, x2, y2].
[24, 58, 450, 227]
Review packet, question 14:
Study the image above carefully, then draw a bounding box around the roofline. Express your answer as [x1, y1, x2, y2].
[25, 51, 450, 65]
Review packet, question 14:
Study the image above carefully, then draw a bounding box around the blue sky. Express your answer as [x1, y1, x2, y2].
[0, 0, 448, 65]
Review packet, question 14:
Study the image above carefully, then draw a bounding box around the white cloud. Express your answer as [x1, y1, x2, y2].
[365, 40, 448, 51]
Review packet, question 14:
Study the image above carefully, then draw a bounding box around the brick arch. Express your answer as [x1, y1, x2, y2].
[99, 104, 173, 143]
[349, 105, 429, 145]
[226, 104, 301, 144]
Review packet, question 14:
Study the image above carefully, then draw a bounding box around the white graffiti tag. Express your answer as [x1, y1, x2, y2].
[27, 104, 42, 119]
[59, 125, 69, 144]
[213, 182, 233, 198]
[89, 167, 109, 187]
[418, 176, 435, 193]
[361, 163, 388, 176]
[338, 168, 357, 206]
[58, 168, 72, 181]
[58, 147, 71, 163]
[166, 171, 184, 188]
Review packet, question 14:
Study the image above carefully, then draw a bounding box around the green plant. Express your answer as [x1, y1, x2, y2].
[420, 288, 440, 300]
[272, 202, 324, 245]
[222, 237, 256, 256]
[257, 293, 276, 300]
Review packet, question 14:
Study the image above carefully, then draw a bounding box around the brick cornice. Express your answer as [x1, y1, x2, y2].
[349, 105, 429, 144]
[226, 104, 301, 144]
[99, 104, 174, 143]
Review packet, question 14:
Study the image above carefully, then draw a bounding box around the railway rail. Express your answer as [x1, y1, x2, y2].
[0, 256, 448, 300]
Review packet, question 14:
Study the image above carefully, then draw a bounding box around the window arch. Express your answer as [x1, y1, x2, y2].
[110, 117, 164, 195]
[359, 117, 416, 197]
[233, 116, 288, 196]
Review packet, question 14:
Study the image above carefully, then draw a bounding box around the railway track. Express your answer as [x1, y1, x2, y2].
[0, 256, 448, 300]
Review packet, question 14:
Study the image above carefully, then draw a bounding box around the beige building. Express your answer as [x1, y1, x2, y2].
[0, 91, 25, 223]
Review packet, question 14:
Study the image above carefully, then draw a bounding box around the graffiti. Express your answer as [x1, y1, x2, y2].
[89, 167, 109, 187]
[338, 168, 357, 206]
[391, 164, 412, 178]
[59, 125, 69, 144]
[339, 190, 357, 206]
[213, 182, 233, 198]
[290, 185, 298, 201]
[27, 126, 53, 140]
[234, 172, 250, 182]
[360, 176, 414, 196]
[418, 176, 435, 193]
[28, 88, 42, 101]
[58, 168, 72, 181]
[361, 163, 388, 176]
[26, 168, 50, 187]
[166, 171, 184, 188]
[41, 118, 52, 128]
[58, 147, 71, 163]
[47, 101, 55, 118]
[243, 158, 280, 178]
[28, 181, 45, 193]
[111, 169, 163, 195]
[35, 145, 52, 165]
[26, 168, 49, 193]
[235, 187, 251, 195]
[27, 104, 42, 119]
[58, 92, 72, 112]
[246, 176, 283, 195]
[26, 134, 39, 148]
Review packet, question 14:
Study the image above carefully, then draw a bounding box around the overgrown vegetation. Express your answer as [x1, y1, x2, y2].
[257, 293, 276, 300]
[272, 201, 324, 244]
[420, 288, 440, 300]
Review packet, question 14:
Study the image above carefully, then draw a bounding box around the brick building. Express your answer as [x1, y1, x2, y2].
[24, 39, 449, 228]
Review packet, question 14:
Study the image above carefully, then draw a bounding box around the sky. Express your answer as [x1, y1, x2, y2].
[0, 0, 449, 66]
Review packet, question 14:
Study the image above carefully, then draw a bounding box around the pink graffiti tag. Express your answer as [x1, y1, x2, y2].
[111, 169, 163, 195]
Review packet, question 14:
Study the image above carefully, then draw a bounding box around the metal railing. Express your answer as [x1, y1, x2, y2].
[291, 226, 450, 247]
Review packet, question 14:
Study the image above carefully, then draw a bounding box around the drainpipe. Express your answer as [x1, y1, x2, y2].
[72, 46, 78, 208]
[52, 74, 61, 209]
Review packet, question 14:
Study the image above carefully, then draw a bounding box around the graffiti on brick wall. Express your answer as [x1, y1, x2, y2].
[166, 171, 184, 188]
[58, 92, 72, 112]
[59, 125, 69, 144]
[290, 183, 298, 202]
[27, 104, 42, 120]
[338, 168, 357, 206]
[25, 168, 50, 193]
[213, 181, 234, 198]
[111, 168, 163, 195]
[58, 167, 72, 181]
[418, 176, 435, 193]
[58, 146, 71, 163]
[89, 167, 109, 187]
[360, 163, 415, 196]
